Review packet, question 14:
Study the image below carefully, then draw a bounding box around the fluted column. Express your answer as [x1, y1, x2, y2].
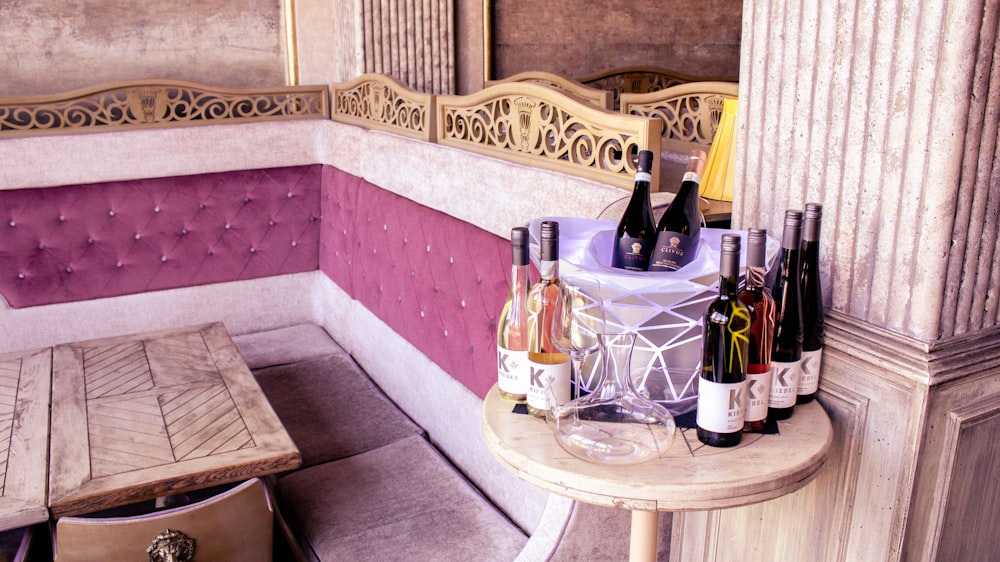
[360, 0, 455, 94]
[733, 0, 1000, 342]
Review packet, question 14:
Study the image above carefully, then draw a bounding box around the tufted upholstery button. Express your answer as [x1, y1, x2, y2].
[469, 346, 475, 354]
[116, 261, 123, 268]
[154, 206, 161, 213]
[309, 216, 317, 222]
[207, 249, 213, 256]
[461, 299, 466, 308]
[383, 224, 388, 231]
[249, 247, 256, 254]
[378, 286, 384, 293]
[420, 310, 426, 318]
[450, 256, 455, 264]
[287, 192, 294, 198]
[87, 238, 94, 245]
[403, 237, 409, 244]
[426, 245, 431, 253]
[477, 275, 483, 284]
[65, 266, 73, 273]
[244, 197, 251, 203]
[58, 215, 66, 222]
[8, 220, 14, 227]
[17, 273, 24, 279]
[161, 255, 167, 262]
[108, 210, 116, 217]
[434, 284, 440, 292]
[291, 241, 298, 247]
[134, 233, 141, 240]
[181, 228, 188, 235]
[443, 329, 449, 336]
[397, 295, 403, 303]
[37, 243, 45, 250]
[225, 223, 231, 230]
[391, 260, 397, 268]
[269, 220, 276, 226]
[410, 269, 416, 277]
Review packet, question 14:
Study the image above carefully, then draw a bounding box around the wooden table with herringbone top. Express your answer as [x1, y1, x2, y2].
[48, 322, 300, 518]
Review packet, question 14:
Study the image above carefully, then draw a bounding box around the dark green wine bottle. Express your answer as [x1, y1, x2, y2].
[768, 210, 804, 421]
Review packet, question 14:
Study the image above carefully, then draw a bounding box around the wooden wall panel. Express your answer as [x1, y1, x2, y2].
[487, 0, 741, 81]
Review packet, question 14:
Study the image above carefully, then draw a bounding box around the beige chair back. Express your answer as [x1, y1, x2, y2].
[54, 478, 272, 562]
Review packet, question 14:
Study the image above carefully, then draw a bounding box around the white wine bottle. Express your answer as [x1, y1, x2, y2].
[610, 150, 656, 271]
[497, 226, 531, 404]
[697, 234, 751, 447]
[648, 149, 706, 271]
[526, 221, 571, 418]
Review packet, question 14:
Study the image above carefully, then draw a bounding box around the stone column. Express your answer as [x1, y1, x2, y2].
[672, 1, 1000, 560]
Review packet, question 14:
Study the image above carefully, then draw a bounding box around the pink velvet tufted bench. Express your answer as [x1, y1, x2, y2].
[0, 164, 507, 400]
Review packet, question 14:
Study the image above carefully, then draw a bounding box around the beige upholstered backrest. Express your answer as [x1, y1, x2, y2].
[436, 81, 662, 192]
[621, 81, 739, 155]
[487, 70, 614, 110]
[53, 478, 272, 562]
[331, 72, 436, 141]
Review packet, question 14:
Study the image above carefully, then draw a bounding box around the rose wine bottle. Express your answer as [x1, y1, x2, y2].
[526, 221, 571, 418]
[739, 228, 776, 432]
[648, 149, 706, 272]
[798, 203, 824, 403]
[768, 210, 804, 421]
[610, 150, 657, 271]
[697, 234, 751, 447]
[497, 226, 531, 404]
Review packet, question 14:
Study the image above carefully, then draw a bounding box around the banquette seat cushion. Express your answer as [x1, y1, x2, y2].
[275, 435, 527, 561]
[233, 324, 424, 468]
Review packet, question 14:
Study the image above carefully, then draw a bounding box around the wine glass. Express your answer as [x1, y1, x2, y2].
[550, 275, 605, 397]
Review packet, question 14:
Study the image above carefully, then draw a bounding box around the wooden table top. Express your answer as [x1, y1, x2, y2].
[0, 348, 52, 531]
[49, 323, 300, 518]
[482, 384, 832, 512]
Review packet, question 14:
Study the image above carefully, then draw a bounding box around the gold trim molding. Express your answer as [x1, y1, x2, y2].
[0, 79, 329, 138]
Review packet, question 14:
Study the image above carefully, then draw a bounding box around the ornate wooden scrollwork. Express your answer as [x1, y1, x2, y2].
[436, 82, 660, 191]
[331, 73, 435, 141]
[620, 82, 739, 154]
[0, 80, 329, 137]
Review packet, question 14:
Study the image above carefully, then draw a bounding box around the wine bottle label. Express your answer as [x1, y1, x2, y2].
[696, 378, 747, 433]
[648, 231, 697, 271]
[526, 354, 571, 412]
[768, 360, 802, 408]
[797, 348, 823, 395]
[497, 345, 528, 395]
[612, 236, 653, 271]
[744, 368, 771, 422]
[682, 171, 701, 184]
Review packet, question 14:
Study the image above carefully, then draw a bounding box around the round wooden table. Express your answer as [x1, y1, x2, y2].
[481, 384, 833, 562]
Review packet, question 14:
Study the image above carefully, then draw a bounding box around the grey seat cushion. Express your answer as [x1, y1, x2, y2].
[251, 353, 424, 468]
[276, 435, 527, 562]
[233, 324, 345, 369]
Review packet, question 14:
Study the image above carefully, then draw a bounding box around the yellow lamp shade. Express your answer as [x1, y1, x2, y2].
[699, 97, 738, 202]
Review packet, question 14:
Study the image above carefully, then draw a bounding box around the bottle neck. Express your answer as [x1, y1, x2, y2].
[538, 259, 559, 281]
[511, 263, 530, 296]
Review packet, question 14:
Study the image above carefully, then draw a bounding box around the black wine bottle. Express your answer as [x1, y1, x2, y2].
[697, 234, 751, 447]
[798, 203, 824, 404]
[739, 228, 775, 432]
[648, 149, 706, 271]
[610, 150, 656, 271]
[497, 226, 531, 404]
[526, 221, 571, 418]
[768, 210, 804, 421]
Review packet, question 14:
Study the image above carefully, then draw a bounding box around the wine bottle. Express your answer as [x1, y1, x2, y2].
[610, 150, 657, 271]
[739, 228, 776, 432]
[648, 149, 706, 272]
[798, 203, 824, 404]
[497, 226, 531, 404]
[768, 210, 804, 421]
[697, 234, 751, 447]
[526, 221, 571, 418]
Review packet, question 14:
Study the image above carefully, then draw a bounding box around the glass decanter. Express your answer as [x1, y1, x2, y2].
[546, 331, 677, 465]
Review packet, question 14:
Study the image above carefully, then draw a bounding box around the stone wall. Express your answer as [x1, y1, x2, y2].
[0, 1, 286, 97]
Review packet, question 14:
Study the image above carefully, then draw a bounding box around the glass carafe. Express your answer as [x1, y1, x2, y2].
[546, 332, 677, 465]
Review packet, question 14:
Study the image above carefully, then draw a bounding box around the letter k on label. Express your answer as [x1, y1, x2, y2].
[530, 366, 544, 388]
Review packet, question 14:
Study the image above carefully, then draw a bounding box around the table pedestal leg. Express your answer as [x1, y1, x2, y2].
[629, 509, 659, 562]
